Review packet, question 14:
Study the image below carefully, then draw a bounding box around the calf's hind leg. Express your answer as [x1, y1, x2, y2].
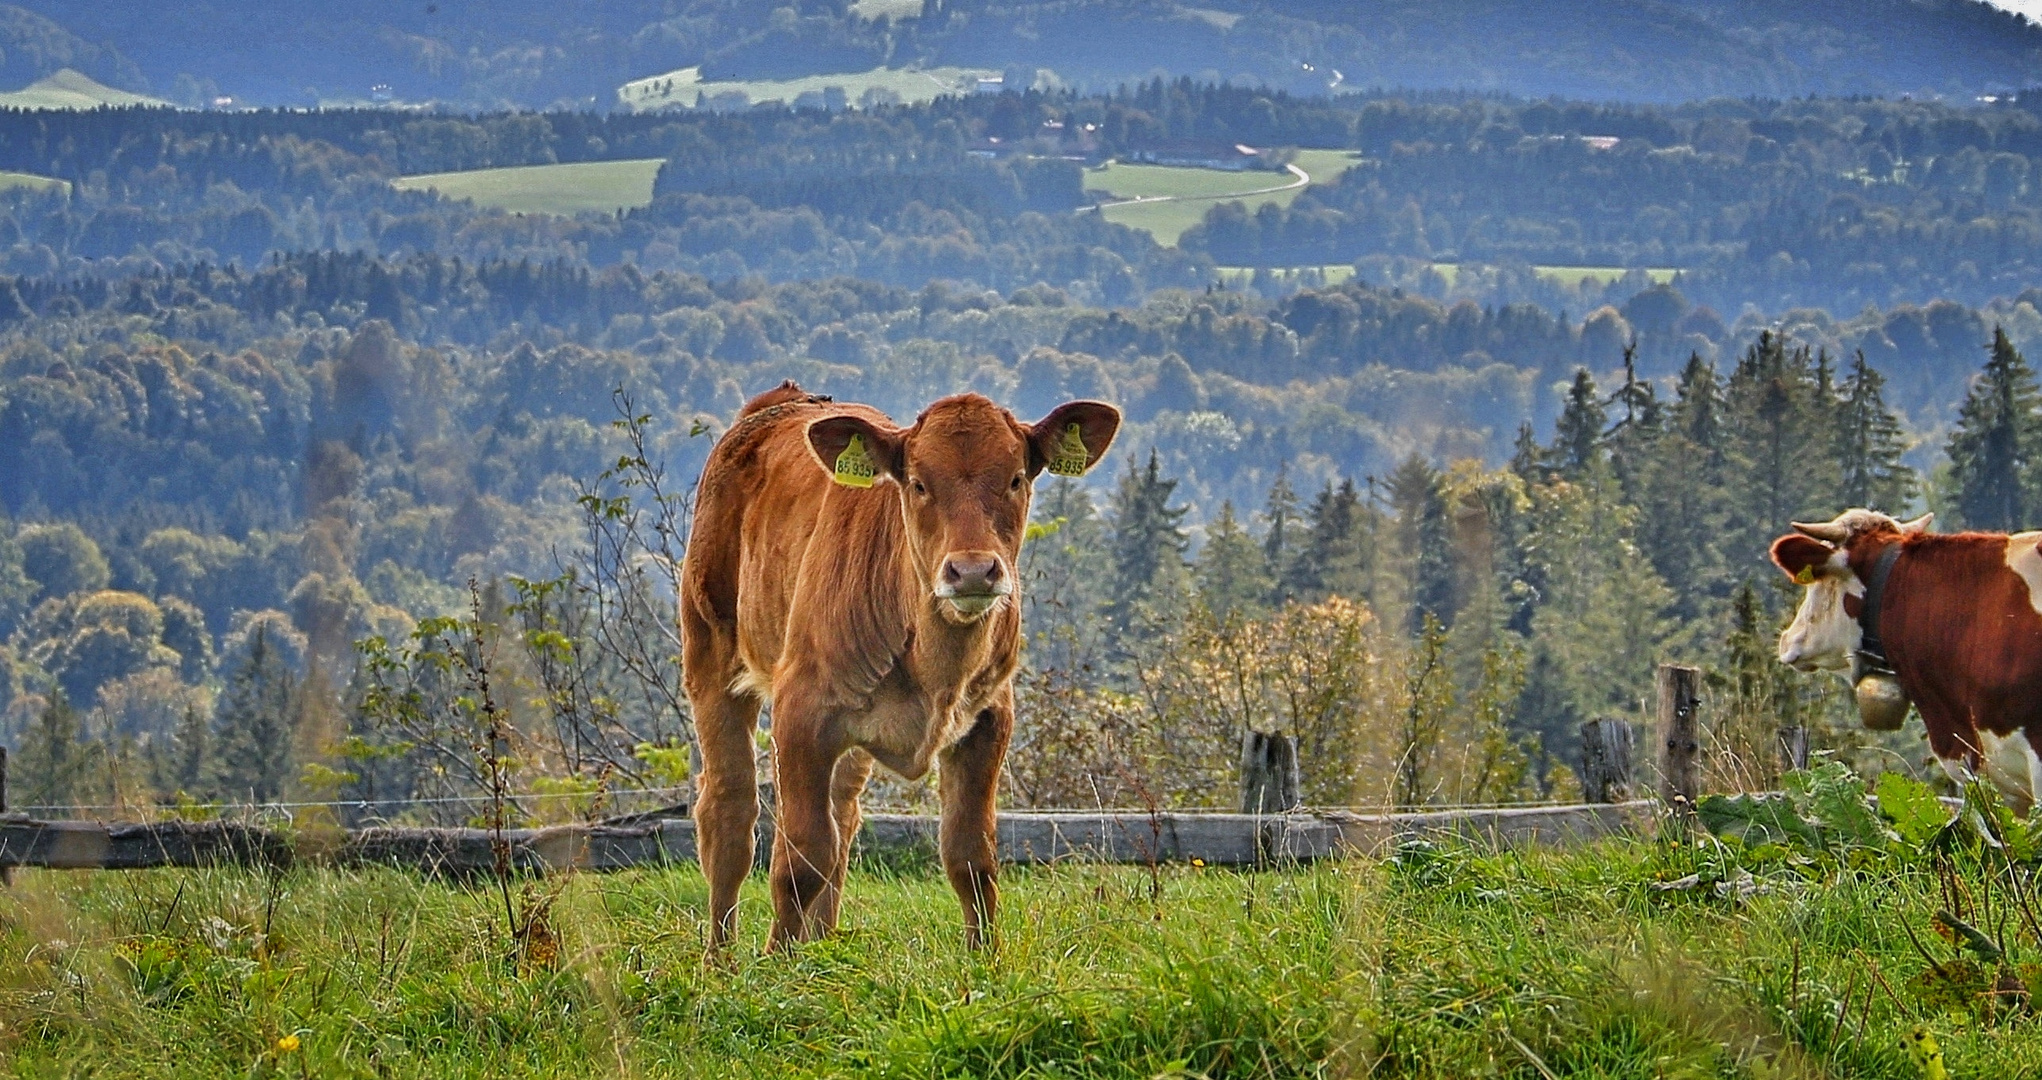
[938, 697, 1013, 949]
[684, 613, 762, 950]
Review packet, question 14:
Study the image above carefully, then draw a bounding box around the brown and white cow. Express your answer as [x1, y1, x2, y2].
[1771, 508, 2042, 810]
[680, 380, 1119, 949]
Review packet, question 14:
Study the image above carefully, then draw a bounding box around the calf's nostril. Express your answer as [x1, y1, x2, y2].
[942, 562, 963, 585]
[984, 561, 1003, 584]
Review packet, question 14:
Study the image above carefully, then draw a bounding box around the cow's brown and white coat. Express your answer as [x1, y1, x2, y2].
[1772, 509, 2042, 809]
[681, 381, 1119, 949]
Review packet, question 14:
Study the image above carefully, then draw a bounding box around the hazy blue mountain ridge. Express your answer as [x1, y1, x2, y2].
[5, 0, 2042, 110]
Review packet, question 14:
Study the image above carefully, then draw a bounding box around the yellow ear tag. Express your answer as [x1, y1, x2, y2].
[1794, 565, 1816, 585]
[1047, 422, 1091, 477]
[833, 433, 877, 488]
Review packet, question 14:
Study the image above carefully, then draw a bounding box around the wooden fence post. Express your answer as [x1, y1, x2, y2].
[1777, 726, 1809, 774]
[1239, 730, 1301, 814]
[1578, 718, 1634, 803]
[1657, 664, 1702, 816]
[1, 745, 11, 886]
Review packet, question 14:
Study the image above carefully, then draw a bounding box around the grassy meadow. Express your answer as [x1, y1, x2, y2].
[617, 66, 1000, 112]
[391, 160, 666, 217]
[0, 172, 69, 199]
[1431, 263, 1681, 288]
[0, 835, 2028, 1078]
[1089, 149, 1358, 246]
[0, 70, 169, 111]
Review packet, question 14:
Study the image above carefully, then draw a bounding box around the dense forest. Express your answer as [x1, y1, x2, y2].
[8, 0, 2042, 108]
[6, 83, 2042, 818]
[16, 86, 2042, 333]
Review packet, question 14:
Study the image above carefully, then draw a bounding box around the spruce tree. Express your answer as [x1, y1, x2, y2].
[1835, 350, 1916, 513]
[1549, 369, 1607, 477]
[1723, 332, 1840, 563]
[207, 627, 299, 804]
[14, 691, 87, 808]
[1020, 477, 1111, 671]
[167, 704, 210, 797]
[1389, 455, 1455, 632]
[1632, 354, 1735, 624]
[1104, 450, 1189, 642]
[1948, 326, 2042, 531]
[1194, 502, 1270, 619]
[1260, 464, 1301, 608]
[1284, 479, 1360, 603]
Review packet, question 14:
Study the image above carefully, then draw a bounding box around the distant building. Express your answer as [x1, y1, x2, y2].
[1126, 140, 1263, 170]
[370, 84, 393, 103]
[975, 74, 1004, 95]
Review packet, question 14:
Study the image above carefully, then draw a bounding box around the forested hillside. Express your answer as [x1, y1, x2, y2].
[7, 0, 2042, 108]
[6, 82, 2042, 819]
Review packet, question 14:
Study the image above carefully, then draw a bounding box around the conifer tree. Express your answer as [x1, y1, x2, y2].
[1723, 332, 1840, 564]
[1389, 455, 1455, 632]
[1948, 326, 2042, 531]
[166, 703, 210, 797]
[1021, 477, 1111, 671]
[1260, 464, 1301, 608]
[1283, 479, 1360, 603]
[1834, 350, 1916, 513]
[1194, 502, 1270, 619]
[1631, 354, 1735, 623]
[207, 627, 299, 804]
[15, 692, 89, 808]
[1549, 369, 1607, 477]
[1104, 450, 1189, 642]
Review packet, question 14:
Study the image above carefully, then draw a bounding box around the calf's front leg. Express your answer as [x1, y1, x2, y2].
[766, 693, 848, 950]
[938, 698, 1013, 949]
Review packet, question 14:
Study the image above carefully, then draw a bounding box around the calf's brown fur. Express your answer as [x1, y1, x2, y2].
[681, 381, 1119, 949]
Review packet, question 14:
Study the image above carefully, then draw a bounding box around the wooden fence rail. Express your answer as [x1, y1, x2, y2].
[0, 801, 1659, 875]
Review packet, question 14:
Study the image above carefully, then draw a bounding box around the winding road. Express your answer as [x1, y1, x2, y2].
[1084, 161, 1310, 214]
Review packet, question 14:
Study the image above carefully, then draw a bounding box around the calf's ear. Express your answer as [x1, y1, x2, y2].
[1027, 401, 1121, 478]
[807, 415, 905, 488]
[1770, 534, 1835, 585]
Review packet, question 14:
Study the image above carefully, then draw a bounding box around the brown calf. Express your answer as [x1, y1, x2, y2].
[681, 381, 1120, 948]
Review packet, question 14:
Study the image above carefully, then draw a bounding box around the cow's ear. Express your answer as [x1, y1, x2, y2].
[1027, 401, 1121, 478]
[807, 415, 904, 488]
[1771, 534, 1835, 585]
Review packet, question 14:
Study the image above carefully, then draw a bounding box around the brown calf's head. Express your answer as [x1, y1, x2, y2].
[1769, 508, 1932, 672]
[806, 394, 1120, 622]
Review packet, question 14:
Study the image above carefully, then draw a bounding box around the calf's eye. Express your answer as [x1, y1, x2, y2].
[1010, 474, 1025, 491]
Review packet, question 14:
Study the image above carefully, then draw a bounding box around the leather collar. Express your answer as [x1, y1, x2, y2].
[1856, 542, 1903, 675]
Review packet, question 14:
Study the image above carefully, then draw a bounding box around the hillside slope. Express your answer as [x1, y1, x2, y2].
[11, 0, 2042, 109]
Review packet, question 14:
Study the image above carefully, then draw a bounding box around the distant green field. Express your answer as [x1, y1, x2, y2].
[1433, 262, 1680, 287]
[391, 159, 665, 216]
[0, 171, 69, 197]
[848, 0, 923, 18]
[618, 64, 999, 111]
[1216, 264, 1357, 286]
[1089, 148, 1358, 246]
[0, 68, 169, 110]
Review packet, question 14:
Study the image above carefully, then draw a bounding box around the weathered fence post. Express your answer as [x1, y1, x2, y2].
[1777, 726, 1809, 774]
[1578, 718, 1634, 803]
[1657, 664, 1702, 817]
[1239, 730, 1301, 815]
[1, 745, 11, 886]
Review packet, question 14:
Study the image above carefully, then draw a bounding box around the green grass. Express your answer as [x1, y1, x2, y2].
[0, 69, 169, 110]
[1216, 265, 1358, 287]
[1432, 262, 1681, 288]
[0, 838, 2029, 1077]
[0, 172, 68, 198]
[1089, 148, 1358, 247]
[617, 65, 1000, 112]
[391, 160, 665, 217]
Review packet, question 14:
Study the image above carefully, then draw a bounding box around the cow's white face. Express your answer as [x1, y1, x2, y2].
[1769, 509, 1931, 674]
[1778, 549, 1863, 672]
